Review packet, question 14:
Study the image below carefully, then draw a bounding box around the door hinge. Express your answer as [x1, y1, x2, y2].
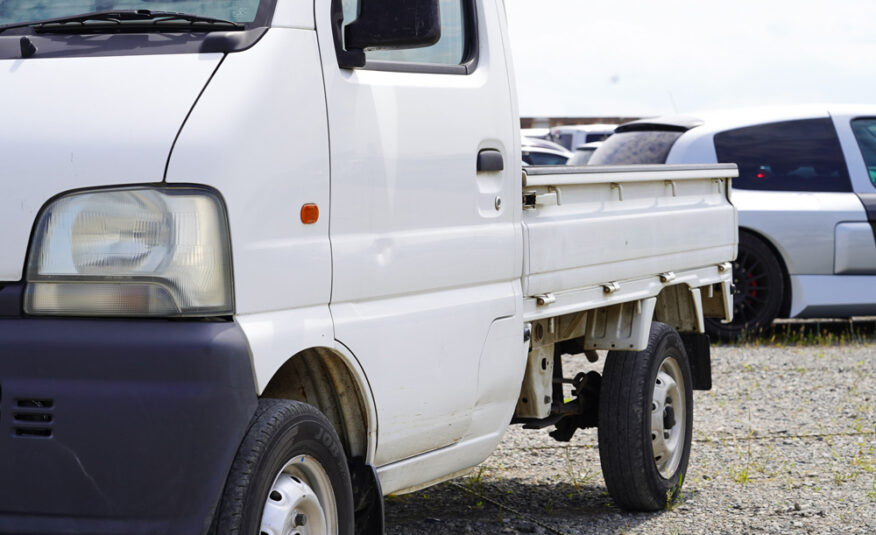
[535, 294, 556, 306]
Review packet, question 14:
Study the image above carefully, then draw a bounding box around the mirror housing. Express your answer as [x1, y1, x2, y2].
[332, 0, 442, 69]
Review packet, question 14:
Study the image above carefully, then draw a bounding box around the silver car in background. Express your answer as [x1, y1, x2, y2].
[589, 105, 876, 339]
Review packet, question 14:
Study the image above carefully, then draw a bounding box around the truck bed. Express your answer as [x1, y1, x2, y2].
[522, 164, 738, 321]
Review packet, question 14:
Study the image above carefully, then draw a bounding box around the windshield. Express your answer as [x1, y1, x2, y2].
[0, 1, 265, 27]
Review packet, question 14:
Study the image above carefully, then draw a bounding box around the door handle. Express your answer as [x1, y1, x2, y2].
[477, 149, 504, 172]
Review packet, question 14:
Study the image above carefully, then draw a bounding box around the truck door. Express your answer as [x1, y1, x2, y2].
[316, 0, 521, 466]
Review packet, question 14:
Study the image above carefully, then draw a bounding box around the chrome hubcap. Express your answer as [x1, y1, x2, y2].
[651, 357, 686, 479]
[260, 455, 336, 535]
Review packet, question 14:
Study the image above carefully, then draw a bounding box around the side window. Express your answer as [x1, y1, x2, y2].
[342, 0, 473, 70]
[851, 118, 876, 187]
[714, 119, 852, 193]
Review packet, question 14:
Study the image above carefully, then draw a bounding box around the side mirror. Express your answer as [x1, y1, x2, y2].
[332, 0, 442, 69]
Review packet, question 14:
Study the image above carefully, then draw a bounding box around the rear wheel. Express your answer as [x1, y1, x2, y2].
[705, 232, 784, 341]
[215, 399, 354, 535]
[598, 322, 693, 511]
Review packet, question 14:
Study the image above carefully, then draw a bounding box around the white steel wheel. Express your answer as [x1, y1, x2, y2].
[261, 455, 337, 535]
[598, 322, 694, 511]
[214, 399, 354, 535]
[651, 357, 686, 479]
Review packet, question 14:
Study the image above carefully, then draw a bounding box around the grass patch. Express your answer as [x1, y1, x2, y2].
[723, 319, 876, 347]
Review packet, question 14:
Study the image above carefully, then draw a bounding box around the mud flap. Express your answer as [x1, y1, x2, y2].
[680, 332, 712, 390]
[349, 457, 385, 535]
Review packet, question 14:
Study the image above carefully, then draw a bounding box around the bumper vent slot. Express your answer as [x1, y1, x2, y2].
[15, 412, 52, 423]
[13, 398, 54, 438]
[17, 399, 54, 408]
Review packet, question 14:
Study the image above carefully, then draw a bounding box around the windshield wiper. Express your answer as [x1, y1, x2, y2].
[0, 10, 243, 35]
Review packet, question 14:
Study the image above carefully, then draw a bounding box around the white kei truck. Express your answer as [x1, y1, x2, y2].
[0, 1, 738, 534]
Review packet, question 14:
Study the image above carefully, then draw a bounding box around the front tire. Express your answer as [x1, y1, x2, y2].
[598, 322, 693, 511]
[215, 399, 354, 535]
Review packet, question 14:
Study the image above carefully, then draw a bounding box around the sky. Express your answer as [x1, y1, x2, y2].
[505, 0, 876, 118]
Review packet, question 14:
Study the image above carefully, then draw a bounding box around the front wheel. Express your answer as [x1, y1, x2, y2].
[214, 399, 354, 535]
[598, 322, 693, 511]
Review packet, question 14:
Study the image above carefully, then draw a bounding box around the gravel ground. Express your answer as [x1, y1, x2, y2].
[384, 329, 876, 534]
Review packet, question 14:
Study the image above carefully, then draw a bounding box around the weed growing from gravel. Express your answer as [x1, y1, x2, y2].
[562, 447, 594, 493]
[543, 497, 554, 514]
[849, 442, 875, 482]
[464, 466, 489, 494]
[665, 475, 684, 510]
[732, 465, 751, 484]
[833, 470, 855, 485]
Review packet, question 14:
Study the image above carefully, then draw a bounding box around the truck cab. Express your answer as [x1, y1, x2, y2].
[0, 1, 736, 533]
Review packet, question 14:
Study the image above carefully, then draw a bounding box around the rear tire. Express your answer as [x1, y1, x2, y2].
[215, 399, 354, 535]
[598, 322, 693, 511]
[705, 231, 784, 341]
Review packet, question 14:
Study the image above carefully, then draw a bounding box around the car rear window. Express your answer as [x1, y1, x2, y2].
[714, 118, 851, 192]
[587, 131, 682, 165]
[851, 118, 876, 187]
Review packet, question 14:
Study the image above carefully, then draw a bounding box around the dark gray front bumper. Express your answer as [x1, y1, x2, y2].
[0, 318, 258, 535]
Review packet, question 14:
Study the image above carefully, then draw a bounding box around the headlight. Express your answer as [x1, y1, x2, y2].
[25, 186, 233, 317]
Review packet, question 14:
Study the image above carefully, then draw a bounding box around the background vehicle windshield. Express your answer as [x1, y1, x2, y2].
[851, 118, 876, 187]
[0, 0, 264, 26]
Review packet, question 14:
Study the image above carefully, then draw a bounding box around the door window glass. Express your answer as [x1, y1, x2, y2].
[714, 118, 851, 192]
[851, 118, 876, 187]
[342, 0, 469, 66]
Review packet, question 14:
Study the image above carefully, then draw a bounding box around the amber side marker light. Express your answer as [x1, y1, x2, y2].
[300, 203, 319, 224]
